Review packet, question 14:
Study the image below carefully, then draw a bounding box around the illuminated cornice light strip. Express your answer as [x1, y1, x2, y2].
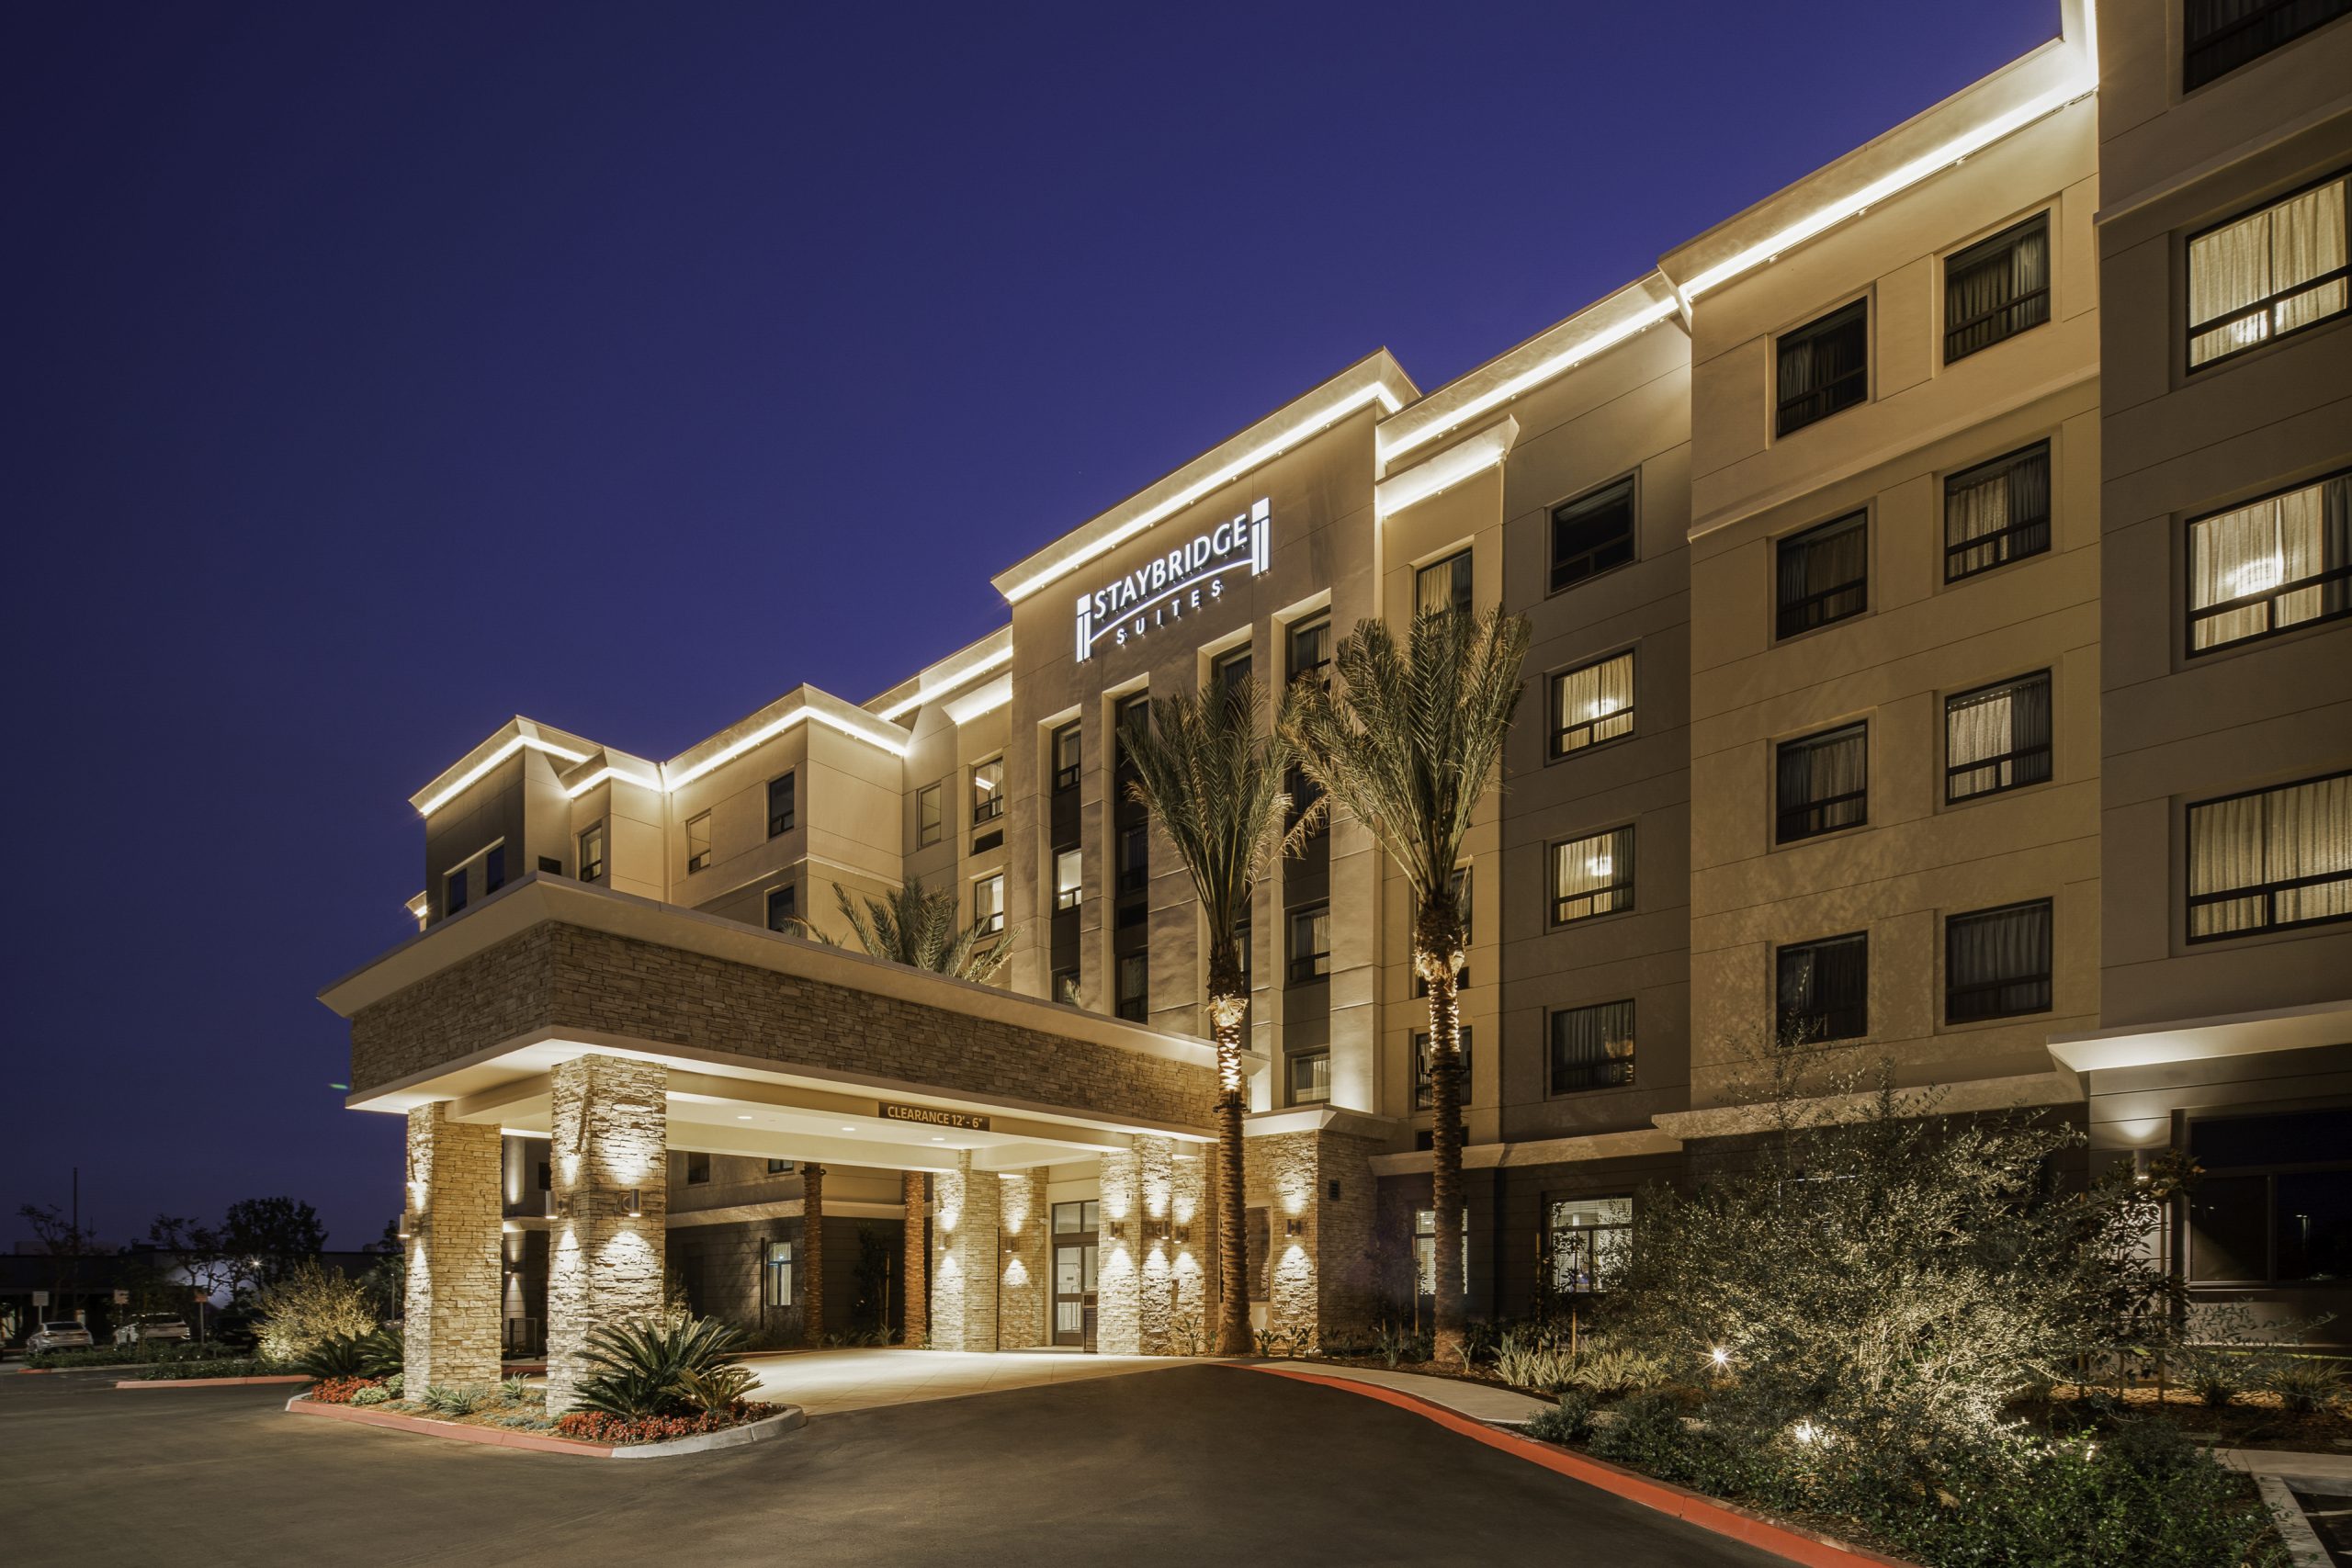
[1374, 418, 1520, 520]
[1380, 296, 1677, 466]
[944, 673, 1013, 726]
[415, 734, 594, 818]
[873, 640, 1015, 724]
[664, 701, 909, 793]
[1677, 73, 2092, 303]
[560, 759, 661, 800]
[998, 376, 1406, 605]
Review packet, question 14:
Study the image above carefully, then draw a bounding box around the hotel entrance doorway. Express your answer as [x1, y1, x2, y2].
[1051, 1200, 1099, 1349]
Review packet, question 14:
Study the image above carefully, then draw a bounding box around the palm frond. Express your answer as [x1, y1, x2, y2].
[824, 876, 1021, 984]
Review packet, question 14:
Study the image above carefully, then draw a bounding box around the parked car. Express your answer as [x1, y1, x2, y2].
[27, 1320, 93, 1353]
[113, 1314, 191, 1347]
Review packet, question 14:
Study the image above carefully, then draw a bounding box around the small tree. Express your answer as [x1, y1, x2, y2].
[253, 1258, 379, 1363]
[150, 1213, 242, 1344]
[220, 1196, 327, 1296]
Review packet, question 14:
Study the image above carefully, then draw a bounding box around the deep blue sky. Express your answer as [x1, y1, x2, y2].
[2, 1, 2060, 1250]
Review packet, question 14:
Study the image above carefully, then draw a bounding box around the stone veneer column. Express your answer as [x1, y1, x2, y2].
[996, 1170, 1049, 1349]
[930, 1152, 1000, 1351]
[900, 1170, 927, 1347]
[1133, 1136, 1207, 1353]
[801, 1163, 826, 1344]
[546, 1055, 668, 1414]
[1094, 1147, 1142, 1353]
[1248, 1126, 1380, 1348]
[402, 1102, 503, 1392]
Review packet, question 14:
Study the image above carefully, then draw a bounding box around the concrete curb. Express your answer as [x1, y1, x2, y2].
[118, 1374, 311, 1389]
[285, 1394, 805, 1458]
[2254, 1475, 2332, 1568]
[1231, 1364, 1919, 1568]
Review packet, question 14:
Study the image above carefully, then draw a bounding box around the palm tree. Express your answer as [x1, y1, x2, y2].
[1283, 605, 1530, 1360]
[1120, 673, 1312, 1357]
[795, 876, 1016, 1349]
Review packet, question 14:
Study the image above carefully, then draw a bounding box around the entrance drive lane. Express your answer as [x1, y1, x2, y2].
[4, 1364, 1784, 1567]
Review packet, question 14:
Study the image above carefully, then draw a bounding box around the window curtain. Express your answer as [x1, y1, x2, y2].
[2190, 792, 2270, 937]
[1555, 829, 1632, 917]
[2192, 176, 2349, 366]
[1779, 305, 1864, 424]
[1779, 936, 1866, 1041]
[1947, 674, 2049, 797]
[1555, 653, 1634, 750]
[1779, 727, 1866, 825]
[2275, 177, 2347, 336]
[1947, 221, 2048, 357]
[1779, 516, 1867, 628]
[2274, 773, 2352, 928]
[1552, 1002, 1634, 1089]
[1945, 446, 2050, 576]
[2193, 472, 2352, 649]
[1947, 903, 2051, 1017]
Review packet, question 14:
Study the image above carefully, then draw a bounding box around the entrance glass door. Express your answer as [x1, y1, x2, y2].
[1051, 1200, 1100, 1349]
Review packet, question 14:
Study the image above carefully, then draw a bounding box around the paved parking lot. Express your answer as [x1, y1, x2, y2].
[2, 1361, 1782, 1566]
[734, 1345, 1191, 1414]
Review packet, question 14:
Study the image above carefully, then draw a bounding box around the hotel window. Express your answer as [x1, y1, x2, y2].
[1943, 214, 2050, 363]
[1116, 953, 1148, 1022]
[970, 757, 1005, 825]
[1549, 475, 1635, 593]
[762, 1239, 794, 1307]
[1288, 903, 1330, 984]
[916, 784, 943, 848]
[1549, 650, 1634, 759]
[1945, 899, 2053, 1023]
[1550, 1001, 1635, 1094]
[2188, 172, 2349, 369]
[2185, 0, 2352, 91]
[1114, 693, 1152, 767]
[2187, 1108, 2352, 1285]
[766, 1158, 795, 1175]
[1777, 722, 1868, 842]
[1117, 822, 1148, 895]
[578, 822, 605, 883]
[1412, 1208, 1468, 1295]
[1412, 1028, 1473, 1110]
[1054, 847, 1082, 911]
[1285, 761, 1326, 836]
[685, 811, 712, 874]
[538, 855, 562, 876]
[1287, 614, 1331, 685]
[1551, 827, 1634, 924]
[1415, 548, 1473, 619]
[1289, 1052, 1330, 1106]
[1945, 671, 2052, 803]
[1944, 441, 2052, 581]
[1051, 723, 1080, 792]
[483, 845, 505, 896]
[686, 1152, 711, 1185]
[1776, 512, 1868, 638]
[1777, 931, 1869, 1044]
[1775, 299, 1868, 436]
[2188, 771, 2352, 941]
[2188, 468, 2352, 652]
[1548, 1197, 1631, 1295]
[765, 884, 797, 933]
[767, 772, 796, 837]
[1051, 967, 1080, 1006]
[973, 873, 1006, 936]
[444, 865, 468, 918]
[1213, 645, 1253, 700]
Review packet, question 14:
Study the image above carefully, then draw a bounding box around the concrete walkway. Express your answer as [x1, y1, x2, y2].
[1256, 1359, 1554, 1424]
[735, 1347, 1194, 1416]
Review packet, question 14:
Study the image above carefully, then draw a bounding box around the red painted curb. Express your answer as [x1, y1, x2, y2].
[1230, 1365, 1917, 1568]
[287, 1397, 616, 1456]
[117, 1374, 311, 1389]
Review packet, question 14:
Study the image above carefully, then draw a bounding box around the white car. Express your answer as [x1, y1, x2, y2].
[113, 1314, 191, 1347]
[27, 1320, 93, 1353]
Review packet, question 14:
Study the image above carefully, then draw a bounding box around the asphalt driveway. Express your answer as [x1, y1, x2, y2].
[2, 1363, 1782, 1566]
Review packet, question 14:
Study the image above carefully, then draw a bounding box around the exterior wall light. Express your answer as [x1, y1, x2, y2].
[1285, 1217, 1306, 1237]
[1105, 1220, 1126, 1240]
[1173, 1224, 1190, 1245]
[554, 1195, 574, 1220]
[625, 1189, 643, 1217]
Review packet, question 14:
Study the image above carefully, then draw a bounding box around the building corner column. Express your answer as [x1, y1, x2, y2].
[931, 1152, 1000, 1351]
[546, 1054, 668, 1415]
[401, 1102, 502, 1392]
[802, 1163, 826, 1344]
[900, 1170, 928, 1347]
[997, 1170, 1048, 1348]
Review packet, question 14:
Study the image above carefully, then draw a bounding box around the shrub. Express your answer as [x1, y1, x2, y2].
[2264, 1356, 2346, 1415]
[575, 1314, 747, 1421]
[254, 1260, 379, 1364]
[307, 1376, 380, 1404]
[129, 1356, 293, 1381]
[382, 1371, 404, 1397]
[1522, 1390, 1596, 1446]
[348, 1384, 392, 1407]
[1589, 1389, 1689, 1472]
[1374, 1321, 1430, 1369]
[420, 1384, 492, 1416]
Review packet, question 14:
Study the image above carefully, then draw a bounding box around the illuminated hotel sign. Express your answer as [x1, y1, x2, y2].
[1076, 499, 1270, 661]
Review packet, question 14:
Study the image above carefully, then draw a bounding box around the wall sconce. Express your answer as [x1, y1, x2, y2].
[624, 1189, 643, 1217]
[1285, 1217, 1306, 1236]
[1173, 1224, 1190, 1245]
[554, 1195, 574, 1220]
[1105, 1219, 1126, 1240]
[1146, 1217, 1171, 1244]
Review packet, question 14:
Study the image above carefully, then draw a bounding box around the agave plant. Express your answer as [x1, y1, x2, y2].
[292, 1334, 374, 1381]
[673, 1361, 758, 1415]
[574, 1314, 748, 1420]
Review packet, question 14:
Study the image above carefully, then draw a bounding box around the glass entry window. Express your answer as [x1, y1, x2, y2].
[1052, 1201, 1101, 1348]
[1547, 1197, 1632, 1295]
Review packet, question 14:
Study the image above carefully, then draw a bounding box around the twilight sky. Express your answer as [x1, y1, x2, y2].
[1, 1, 2061, 1250]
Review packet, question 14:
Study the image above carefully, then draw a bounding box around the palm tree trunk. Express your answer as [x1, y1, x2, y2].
[1211, 995, 1252, 1357]
[802, 1163, 825, 1346]
[900, 1169, 926, 1347]
[1424, 962, 1467, 1362]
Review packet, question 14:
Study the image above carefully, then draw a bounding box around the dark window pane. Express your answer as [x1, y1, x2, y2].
[1945, 671, 2052, 802]
[1053, 724, 1081, 792]
[2185, 0, 2352, 90]
[765, 886, 797, 933]
[1415, 550, 1473, 619]
[445, 867, 468, 917]
[768, 773, 797, 837]
[484, 845, 505, 895]
[1550, 1001, 1635, 1093]
[2189, 1175, 2269, 1281]
[2191, 1108, 2352, 1168]
[1944, 442, 2052, 581]
[1550, 477, 1636, 592]
[2276, 1170, 2352, 1282]
[1776, 299, 1868, 435]
[1777, 932, 1868, 1043]
[1776, 723, 1868, 842]
[1412, 1028, 1472, 1111]
[1944, 215, 2050, 363]
[1287, 616, 1331, 683]
[1944, 900, 2052, 1021]
[1776, 513, 1869, 637]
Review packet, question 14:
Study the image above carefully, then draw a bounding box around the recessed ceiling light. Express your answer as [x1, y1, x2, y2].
[737, 1114, 752, 1121]
[842, 1124, 856, 1132]
[930, 1135, 945, 1142]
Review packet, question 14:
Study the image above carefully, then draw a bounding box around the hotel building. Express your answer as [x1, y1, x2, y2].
[322, 0, 2352, 1404]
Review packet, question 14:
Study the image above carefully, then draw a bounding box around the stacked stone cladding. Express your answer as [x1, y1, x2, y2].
[996, 1170, 1049, 1348]
[931, 1153, 1001, 1352]
[403, 1103, 503, 1391]
[546, 1055, 669, 1413]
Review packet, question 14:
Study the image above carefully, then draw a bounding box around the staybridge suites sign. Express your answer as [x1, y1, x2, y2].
[1075, 498, 1270, 661]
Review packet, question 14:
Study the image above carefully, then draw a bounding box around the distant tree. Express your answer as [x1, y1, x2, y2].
[359, 1218, 407, 1320]
[149, 1213, 241, 1343]
[18, 1201, 95, 1306]
[219, 1197, 326, 1294]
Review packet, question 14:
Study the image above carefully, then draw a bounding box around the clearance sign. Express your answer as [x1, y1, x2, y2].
[1075, 499, 1270, 661]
